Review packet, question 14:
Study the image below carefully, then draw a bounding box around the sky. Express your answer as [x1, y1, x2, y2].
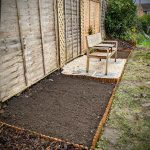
[135, 0, 150, 3]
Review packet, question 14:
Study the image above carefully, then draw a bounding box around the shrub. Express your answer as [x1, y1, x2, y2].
[105, 0, 137, 40]
[138, 14, 150, 34]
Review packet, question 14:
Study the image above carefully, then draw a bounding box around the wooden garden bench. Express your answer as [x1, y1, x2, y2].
[86, 33, 118, 75]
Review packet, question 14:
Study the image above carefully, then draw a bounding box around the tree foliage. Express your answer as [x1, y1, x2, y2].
[138, 14, 150, 34]
[105, 0, 137, 39]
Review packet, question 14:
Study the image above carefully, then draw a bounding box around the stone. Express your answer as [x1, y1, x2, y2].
[142, 103, 150, 108]
[103, 127, 121, 145]
[49, 79, 54, 82]
[0, 109, 5, 114]
[140, 93, 147, 98]
[2, 103, 7, 109]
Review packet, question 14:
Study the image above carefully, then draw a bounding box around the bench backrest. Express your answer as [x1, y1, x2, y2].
[87, 33, 102, 48]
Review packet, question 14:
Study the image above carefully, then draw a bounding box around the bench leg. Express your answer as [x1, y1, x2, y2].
[105, 57, 108, 75]
[86, 57, 90, 73]
[100, 58, 101, 61]
[115, 51, 117, 62]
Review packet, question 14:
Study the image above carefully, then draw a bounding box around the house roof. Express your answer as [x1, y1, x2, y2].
[141, 4, 150, 11]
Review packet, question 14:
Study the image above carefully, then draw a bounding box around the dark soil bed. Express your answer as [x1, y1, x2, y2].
[0, 123, 85, 150]
[113, 50, 131, 59]
[107, 38, 133, 59]
[0, 72, 115, 148]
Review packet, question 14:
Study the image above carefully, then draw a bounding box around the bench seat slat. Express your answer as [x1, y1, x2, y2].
[95, 43, 115, 47]
[89, 51, 116, 59]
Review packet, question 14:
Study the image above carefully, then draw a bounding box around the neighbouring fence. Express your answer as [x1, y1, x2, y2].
[0, 0, 107, 102]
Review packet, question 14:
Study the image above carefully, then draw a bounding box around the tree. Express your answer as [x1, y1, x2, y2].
[105, 0, 137, 39]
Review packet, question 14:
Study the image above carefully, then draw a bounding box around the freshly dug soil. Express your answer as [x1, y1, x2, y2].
[113, 50, 131, 59]
[118, 40, 134, 51]
[0, 72, 115, 148]
[0, 124, 85, 150]
[106, 38, 134, 51]
[105, 38, 134, 58]
[114, 40, 132, 59]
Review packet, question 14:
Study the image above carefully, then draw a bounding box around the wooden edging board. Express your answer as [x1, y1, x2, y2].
[0, 50, 133, 150]
[0, 121, 88, 150]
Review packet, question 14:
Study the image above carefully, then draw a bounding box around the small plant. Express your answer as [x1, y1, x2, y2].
[88, 25, 94, 35]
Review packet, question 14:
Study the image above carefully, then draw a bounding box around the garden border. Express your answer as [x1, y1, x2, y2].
[0, 50, 132, 150]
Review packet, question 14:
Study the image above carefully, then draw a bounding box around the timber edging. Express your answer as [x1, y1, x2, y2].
[0, 121, 88, 150]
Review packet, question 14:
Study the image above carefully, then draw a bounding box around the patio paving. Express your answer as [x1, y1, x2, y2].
[62, 55, 127, 80]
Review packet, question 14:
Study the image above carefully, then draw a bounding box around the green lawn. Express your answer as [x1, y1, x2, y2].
[96, 47, 150, 150]
[138, 40, 150, 48]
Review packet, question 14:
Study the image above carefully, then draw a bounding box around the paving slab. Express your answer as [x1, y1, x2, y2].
[62, 55, 127, 81]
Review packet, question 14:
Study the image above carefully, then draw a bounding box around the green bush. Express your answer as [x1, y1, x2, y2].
[138, 15, 150, 34]
[105, 0, 137, 40]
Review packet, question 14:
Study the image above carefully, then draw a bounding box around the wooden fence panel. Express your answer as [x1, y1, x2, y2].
[0, 0, 26, 101]
[93, 1, 100, 33]
[83, 0, 90, 53]
[39, 0, 58, 74]
[64, 0, 81, 62]
[82, 0, 101, 53]
[64, 0, 72, 60]
[17, 0, 45, 86]
[0, 0, 59, 102]
[101, 0, 107, 38]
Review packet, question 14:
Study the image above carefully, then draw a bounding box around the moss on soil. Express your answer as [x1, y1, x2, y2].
[96, 47, 150, 150]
